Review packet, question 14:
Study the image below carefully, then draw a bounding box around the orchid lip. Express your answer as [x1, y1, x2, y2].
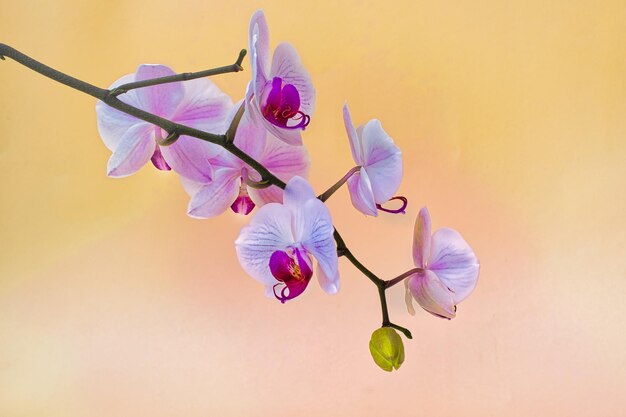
[150, 146, 171, 171]
[376, 196, 408, 214]
[230, 183, 255, 215]
[261, 77, 310, 130]
[269, 247, 313, 303]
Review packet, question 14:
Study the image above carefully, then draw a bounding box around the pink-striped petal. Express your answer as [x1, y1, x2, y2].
[135, 64, 184, 118]
[342, 103, 363, 165]
[235, 203, 295, 288]
[360, 119, 402, 204]
[428, 228, 479, 303]
[186, 168, 241, 219]
[233, 108, 267, 158]
[259, 133, 310, 180]
[159, 136, 216, 183]
[270, 43, 315, 118]
[347, 167, 378, 216]
[413, 207, 431, 269]
[106, 123, 155, 178]
[407, 270, 456, 319]
[173, 77, 233, 137]
[248, 185, 283, 206]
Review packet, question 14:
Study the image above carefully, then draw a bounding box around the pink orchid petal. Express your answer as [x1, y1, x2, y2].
[259, 133, 310, 178]
[233, 108, 267, 158]
[235, 203, 295, 288]
[407, 270, 457, 320]
[96, 73, 142, 150]
[342, 103, 363, 165]
[248, 185, 283, 206]
[429, 228, 480, 303]
[186, 169, 241, 219]
[259, 117, 303, 146]
[159, 136, 215, 183]
[347, 167, 378, 216]
[135, 64, 184, 118]
[106, 123, 155, 178]
[270, 42, 315, 117]
[413, 207, 431, 269]
[173, 77, 233, 138]
[246, 133, 310, 207]
[316, 260, 340, 295]
[299, 198, 339, 289]
[360, 119, 402, 204]
[404, 279, 416, 316]
[283, 175, 317, 210]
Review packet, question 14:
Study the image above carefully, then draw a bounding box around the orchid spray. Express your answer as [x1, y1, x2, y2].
[0, 10, 479, 372]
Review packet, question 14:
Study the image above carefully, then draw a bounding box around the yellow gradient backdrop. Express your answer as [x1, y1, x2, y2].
[1, 1, 625, 416]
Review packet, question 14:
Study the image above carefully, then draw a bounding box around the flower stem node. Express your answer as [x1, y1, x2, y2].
[369, 327, 405, 372]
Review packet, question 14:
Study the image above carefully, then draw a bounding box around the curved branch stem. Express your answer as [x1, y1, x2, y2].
[318, 166, 360, 202]
[110, 50, 247, 97]
[385, 267, 423, 289]
[0, 43, 413, 341]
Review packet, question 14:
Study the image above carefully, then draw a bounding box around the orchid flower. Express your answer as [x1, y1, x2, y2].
[181, 103, 310, 218]
[343, 104, 404, 216]
[246, 10, 315, 146]
[235, 176, 339, 303]
[405, 207, 480, 319]
[96, 64, 232, 181]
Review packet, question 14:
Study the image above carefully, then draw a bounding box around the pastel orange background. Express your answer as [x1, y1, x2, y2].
[1, 1, 625, 416]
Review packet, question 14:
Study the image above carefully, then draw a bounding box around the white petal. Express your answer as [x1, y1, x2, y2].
[429, 228, 480, 303]
[299, 199, 339, 290]
[413, 207, 431, 268]
[249, 10, 270, 106]
[106, 123, 154, 178]
[270, 42, 315, 117]
[96, 73, 142, 150]
[235, 203, 295, 287]
[407, 270, 456, 319]
[360, 119, 402, 203]
[347, 167, 378, 216]
[283, 176, 317, 209]
[317, 260, 340, 295]
[186, 169, 241, 219]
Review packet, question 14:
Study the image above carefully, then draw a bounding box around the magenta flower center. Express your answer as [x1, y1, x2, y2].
[269, 247, 313, 303]
[261, 77, 310, 130]
[230, 182, 255, 215]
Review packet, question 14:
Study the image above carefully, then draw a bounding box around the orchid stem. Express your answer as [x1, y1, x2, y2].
[385, 267, 422, 289]
[1, 43, 413, 342]
[110, 49, 247, 97]
[318, 166, 360, 202]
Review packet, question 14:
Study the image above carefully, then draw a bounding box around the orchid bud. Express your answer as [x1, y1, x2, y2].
[369, 327, 405, 372]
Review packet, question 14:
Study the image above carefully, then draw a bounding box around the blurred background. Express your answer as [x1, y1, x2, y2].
[1, 1, 625, 416]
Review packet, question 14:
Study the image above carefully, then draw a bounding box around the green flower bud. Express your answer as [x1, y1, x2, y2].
[369, 327, 405, 372]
